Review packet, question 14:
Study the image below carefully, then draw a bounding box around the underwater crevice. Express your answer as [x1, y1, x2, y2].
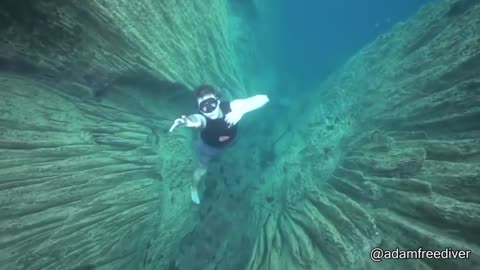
[0, 56, 56, 80]
[446, 0, 480, 17]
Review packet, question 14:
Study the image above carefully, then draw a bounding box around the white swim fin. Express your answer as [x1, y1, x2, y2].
[191, 186, 200, 205]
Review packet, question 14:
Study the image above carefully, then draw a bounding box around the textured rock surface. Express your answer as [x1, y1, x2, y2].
[0, 75, 195, 270]
[244, 0, 480, 269]
[0, 0, 249, 93]
[0, 1, 259, 269]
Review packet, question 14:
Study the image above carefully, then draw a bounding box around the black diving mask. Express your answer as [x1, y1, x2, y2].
[199, 97, 219, 114]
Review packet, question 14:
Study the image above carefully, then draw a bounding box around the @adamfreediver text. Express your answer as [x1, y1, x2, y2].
[370, 247, 471, 262]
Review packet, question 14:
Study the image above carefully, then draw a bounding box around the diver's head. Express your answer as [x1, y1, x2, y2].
[195, 85, 221, 119]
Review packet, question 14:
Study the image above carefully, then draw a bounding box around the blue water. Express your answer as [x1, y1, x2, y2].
[269, 0, 431, 93]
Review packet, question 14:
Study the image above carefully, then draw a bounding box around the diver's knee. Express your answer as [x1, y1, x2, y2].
[193, 167, 207, 180]
[198, 167, 207, 176]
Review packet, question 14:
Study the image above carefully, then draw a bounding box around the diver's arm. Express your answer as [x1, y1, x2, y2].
[230, 95, 270, 114]
[187, 114, 206, 128]
[169, 114, 206, 132]
[224, 95, 269, 126]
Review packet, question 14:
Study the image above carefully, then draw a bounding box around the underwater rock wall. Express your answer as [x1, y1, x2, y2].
[1, 75, 193, 270]
[246, 0, 480, 269]
[0, 0, 246, 92]
[0, 1, 258, 269]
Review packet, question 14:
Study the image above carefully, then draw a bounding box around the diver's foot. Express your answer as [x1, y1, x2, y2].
[191, 185, 200, 205]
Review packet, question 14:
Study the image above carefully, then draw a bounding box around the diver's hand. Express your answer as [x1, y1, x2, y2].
[169, 115, 201, 132]
[224, 111, 244, 126]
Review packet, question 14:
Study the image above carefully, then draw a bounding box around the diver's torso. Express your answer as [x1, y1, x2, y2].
[200, 102, 238, 147]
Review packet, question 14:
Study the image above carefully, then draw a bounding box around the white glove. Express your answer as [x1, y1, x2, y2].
[169, 115, 201, 132]
[224, 111, 244, 126]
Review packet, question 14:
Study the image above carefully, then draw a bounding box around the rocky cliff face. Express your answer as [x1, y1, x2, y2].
[0, 1, 259, 269]
[0, 0, 249, 92]
[245, 0, 480, 269]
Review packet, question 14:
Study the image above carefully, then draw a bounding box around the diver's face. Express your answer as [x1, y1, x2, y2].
[198, 94, 220, 119]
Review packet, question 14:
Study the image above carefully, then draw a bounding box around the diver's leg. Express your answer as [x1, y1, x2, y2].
[192, 138, 212, 204]
[191, 163, 207, 204]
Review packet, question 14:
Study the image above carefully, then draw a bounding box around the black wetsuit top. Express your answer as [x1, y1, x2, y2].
[200, 101, 238, 148]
